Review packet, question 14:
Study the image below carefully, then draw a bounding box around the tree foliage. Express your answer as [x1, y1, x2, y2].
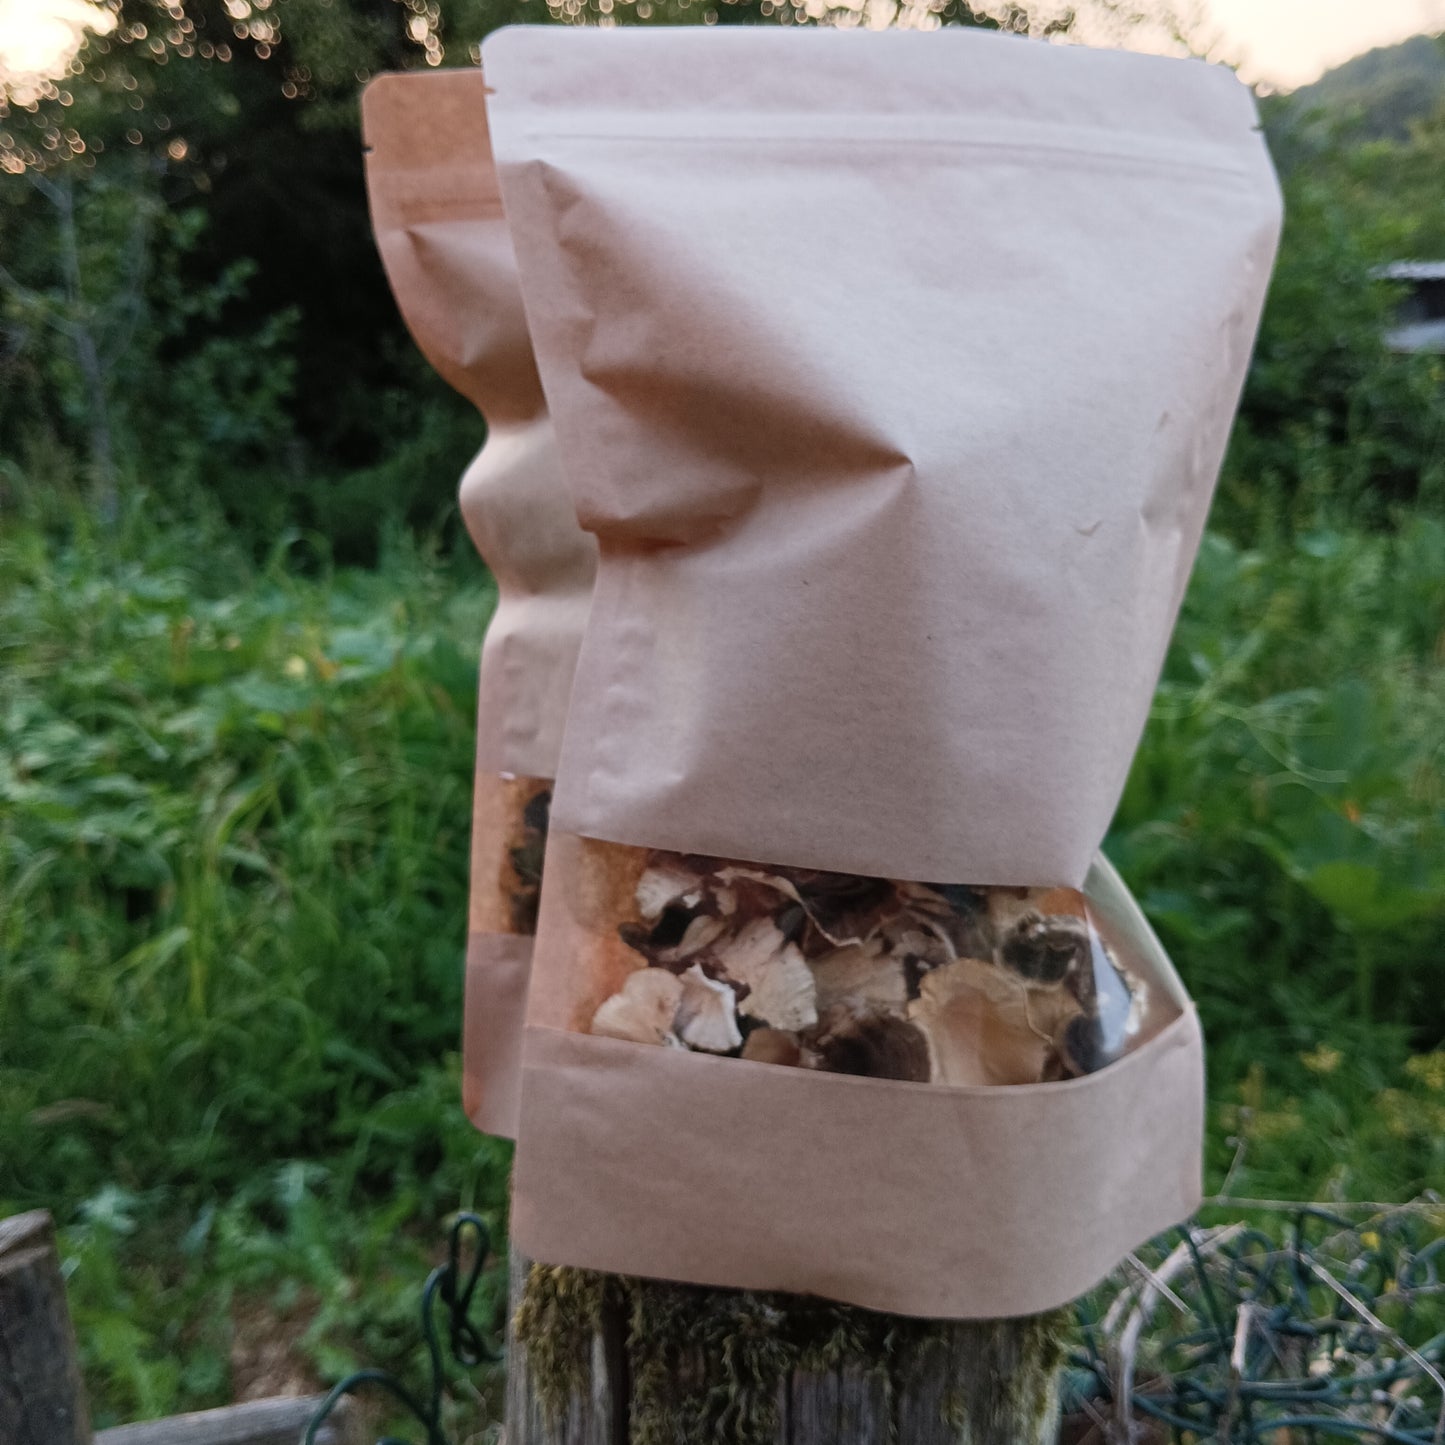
[0, 0, 1186, 555]
[1216, 93, 1445, 539]
[1271, 32, 1445, 146]
[1, 0, 1438, 557]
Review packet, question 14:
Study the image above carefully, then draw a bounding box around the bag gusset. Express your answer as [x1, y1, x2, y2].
[363, 69, 596, 1139]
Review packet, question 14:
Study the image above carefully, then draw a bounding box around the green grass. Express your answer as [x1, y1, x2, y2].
[0, 495, 509, 1427]
[2, 492, 1443, 1428]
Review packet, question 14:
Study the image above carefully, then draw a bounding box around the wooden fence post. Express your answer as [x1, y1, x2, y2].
[0, 1210, 91, 1445]
[504, 1251, 1066, 1445]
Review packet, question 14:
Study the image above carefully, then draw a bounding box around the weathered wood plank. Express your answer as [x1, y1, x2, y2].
[505, 1253, 625, 1445]
[94, 1395, 359, 1445]
[788, 1363, 889, 1445]
[892, 1319, 1064, 1445]
[0, 1210, 91, 1445]
[506, 1251, 1065, 1445]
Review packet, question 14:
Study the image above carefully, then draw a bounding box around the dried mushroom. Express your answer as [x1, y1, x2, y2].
[908, 957, 1052, 1086]
[811, 1007, 931, 1082]
[619, 909, 727, 968]
[809, 940, 908, 1015]
[591, 968, 684, 1047]
[715, 918, 792, 985]
[737, 943, 817, 1032]
[676, 964, 743, 1053]
[787, 871, 902, 947]
[636, 860, 706, 921]
[741, 1028, 811, 1068]
[586, 847, 1148, 1087]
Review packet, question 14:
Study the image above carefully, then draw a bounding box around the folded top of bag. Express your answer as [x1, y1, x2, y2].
[486, 24, 1262, 151]
[363, 69, 544, 426]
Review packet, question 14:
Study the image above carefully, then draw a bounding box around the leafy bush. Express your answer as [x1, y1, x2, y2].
[1218, 157, 1445, 537]
[1111, 520, 1445, 1201]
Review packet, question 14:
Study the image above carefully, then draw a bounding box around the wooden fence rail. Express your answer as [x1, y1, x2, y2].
[0, 1211, 356, 1445]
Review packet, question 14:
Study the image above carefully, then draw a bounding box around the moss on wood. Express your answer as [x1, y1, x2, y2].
[512, 1263, 1072, 1445]
[510, 1262, 616, 1423]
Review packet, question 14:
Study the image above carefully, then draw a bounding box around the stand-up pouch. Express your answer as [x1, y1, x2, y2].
[484, 25, 1281, 1316]
[362, 69, 596, 1140]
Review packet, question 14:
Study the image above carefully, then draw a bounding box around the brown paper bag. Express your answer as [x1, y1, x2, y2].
[362, 69, 596, 1140]
[483, 27, 1281, 1317]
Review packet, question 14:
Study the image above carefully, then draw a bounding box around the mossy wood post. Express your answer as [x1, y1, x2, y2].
[505, 1251, 1067, 1445]
[0, 1210, 91, 1445]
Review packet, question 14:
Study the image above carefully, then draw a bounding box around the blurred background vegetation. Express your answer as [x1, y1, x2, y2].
[1, 0, 1443, 1430]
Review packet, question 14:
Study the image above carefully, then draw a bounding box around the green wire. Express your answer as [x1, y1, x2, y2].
[303, 1213, 501, 1445]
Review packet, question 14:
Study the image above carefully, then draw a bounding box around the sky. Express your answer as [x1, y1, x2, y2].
[0, 0, 1443, 93]
[0, 0, 113, 101]
[1201, 0, 1445, 89]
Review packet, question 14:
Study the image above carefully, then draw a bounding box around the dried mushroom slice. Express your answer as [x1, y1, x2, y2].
[591, 968, 684, 1047]
[635, 860, 707, 921]
[901, 881, 992, 959]
[676, 964, 743, 1053]
[619, 909, 727, 969]
[987, 885, 1085, 933]
[714, 864, 902, 948]
[714, 917, 792, 985]
[903, 881, 987, 917]
[808, 939, 908, 1016]
[1056, 1012, 1112, 1076]
[713, 865, 807, 920]
[738, 943, 818, 1032]
[1021, 972, 1085, 1047]
[786, 870, 903, 947]
[908, 957, 1052, 1086]
[880, 922, 956, 996]
[657, 912, 728, 966]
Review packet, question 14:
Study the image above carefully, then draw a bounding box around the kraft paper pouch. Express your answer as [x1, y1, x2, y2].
[484, 26, 1282, 1315]
[362, 69, 596, 1140]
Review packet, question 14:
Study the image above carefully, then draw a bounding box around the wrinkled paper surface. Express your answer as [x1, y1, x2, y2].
[486, 25, 1281, 887]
